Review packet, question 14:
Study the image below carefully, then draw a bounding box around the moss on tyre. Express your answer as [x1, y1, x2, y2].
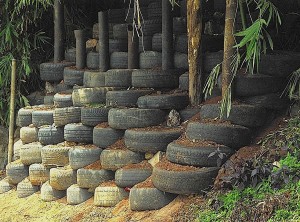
[50, 167, 77, 190]
[40, 62, 74, 82]
[152, 160, 219, 195]
[200, 104, 267, 128]
[166, 141, 234, 167]
[41, 181, 66, 202]
[124, 127, 182, 153]
[83, 71, 106, 87]
[186, 122, 251, 149]
[108, 108, 167, 129]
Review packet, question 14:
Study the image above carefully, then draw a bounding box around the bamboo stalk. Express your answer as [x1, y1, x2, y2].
[7, 59, 17, 164]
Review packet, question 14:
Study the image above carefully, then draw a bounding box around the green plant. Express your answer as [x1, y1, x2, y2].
[204, 0, 281, 117]
[0, 0, 54, 126]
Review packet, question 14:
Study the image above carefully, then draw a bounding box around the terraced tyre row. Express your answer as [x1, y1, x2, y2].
[94, 185, 129, 207]
[64, 124, 93, 144]
[17, 179, 39, 198]
[6, 161, 29, 185]
[38, 126, 64, 145]
[54, 107, 81, 127]
[81, 107, 110, 126]
[41, 181, 66, 202]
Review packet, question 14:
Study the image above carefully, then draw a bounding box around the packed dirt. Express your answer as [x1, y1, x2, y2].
[0, 189, 200, 222]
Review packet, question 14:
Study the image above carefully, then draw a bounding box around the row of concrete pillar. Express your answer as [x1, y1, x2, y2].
[53, 0, 175, 71]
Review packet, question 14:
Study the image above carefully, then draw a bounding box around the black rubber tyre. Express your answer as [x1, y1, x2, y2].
[142, 19, 162, 36]
[53, 92, 73, 108]
[113, 23, 128, 39]
[44, 95, 54, 106]
[53, 107, 81, 127]
[83, 71, 106, 87]
[41, 181, 66, 201]
[166, 141, 234, 167]
[200, 104, 267, 128]
[186, 122, 251, 149]
[132, 69, 181, 88]
[139, 51, 162, 69]
[137, 93, 189, 110]
[258, 51, 300, 77]
[32, 109, 54, 127]
[20, 142, 43, 165]
[81, 107, 110, 126]
[108, 8, 126, 23]
[93, 125, 125, 148]
[152, 162, 220, 194]
[77, 168, 115, 189]
[50, 167, 77, 191]
[54, 82, 72, 93]
[139, 36, 152, 52]
[173, 17, 187, 34]
[72, 87, 119, 107]
[41, 145, 70, 167]
[232, 74, 284, 97]
[129, 186, 177, 211]
[147, 2, 162, 20]
[109, 39, 128, 54]
[204, 51, 223, 72]
[63, 67, 85, 86]
[38, 126, 64, 145]
[65, 48, 76, 63]
[152, 33, 162, 52]
[202, 35, 224, 52]
[17, 108, 34, 127]
[69, 146, 102, 170]
[126, 7, 148, 22]
[115, 167, 152, 188]
[174, 53, 188, 70]
[67, 184, 93, 205]
[64, 123, 93, 144]
[108, 108, 167, 129]
[6, 161, 29, 185]
[100, 149, 144, 171]
[214, 0, 226, 11]
[110, 52, 128, 69]
[20, 126, 39, 144]
[40, 62, 74, 82]
[17, 179, 39, 198]
[179, 108, 201, 122]
[179, 73, 188, 91]
[105, 69, 133, 87]
[0, 178, 13, 194]
[125, 127, 182, 153]
[180, 0, 187, 16]
[29, 163, 50, 186]
[106, 89, 153, 108]
[175, 35, 188, 53]
[243, 93, 290, 111]
[94, 185, 129, 207]
[87, 52, 99, 70]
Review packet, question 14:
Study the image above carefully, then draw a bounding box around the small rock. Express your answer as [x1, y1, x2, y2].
[148, 151, 164, 167]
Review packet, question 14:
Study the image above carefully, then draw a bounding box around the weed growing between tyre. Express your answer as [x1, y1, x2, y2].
[195, 115, 300, 222]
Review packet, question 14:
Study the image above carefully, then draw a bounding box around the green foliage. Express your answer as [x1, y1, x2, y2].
[203, 0, 281, 118]
[284, 68, 300, 100]
[0, 0, 53, 126]
[196, 115, 300, 222]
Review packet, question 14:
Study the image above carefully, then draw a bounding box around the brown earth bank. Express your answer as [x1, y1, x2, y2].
[0, 190, 201, 222]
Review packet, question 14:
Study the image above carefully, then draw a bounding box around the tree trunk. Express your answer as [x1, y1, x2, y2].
[187, 0, 203, 106]
[222, 0, 237, 97]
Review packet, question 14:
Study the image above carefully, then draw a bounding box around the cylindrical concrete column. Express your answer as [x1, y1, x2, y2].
[74, 30, 87, 69]
[98, 11, 110, 71]
[54, 0, 65, 63]
[162, 0, 174, 70]
[128, 24, 139, 69]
